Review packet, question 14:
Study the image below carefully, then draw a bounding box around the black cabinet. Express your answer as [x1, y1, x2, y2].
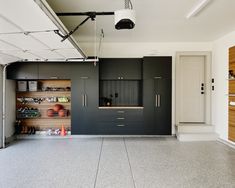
[7, 62, 38, 80]
[143, 57, 172, 79]
[95, 109, 144, 134]
[71, 63, 99, 134]
[99, 58, 143, 107]
[99, 58, 142, 80]
[7, 62, 72, 80]
[38, 63, 71, 79]
[143, 57, 172, 135]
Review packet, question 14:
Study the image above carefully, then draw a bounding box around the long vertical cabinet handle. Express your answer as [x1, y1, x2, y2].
[82, 94, 85, 107]
[84, 94, 87, 107]
[158, 94, 161, 107]
[155, 94, 158, 107]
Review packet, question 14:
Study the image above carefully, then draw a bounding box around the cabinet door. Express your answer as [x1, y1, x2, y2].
[143, 78, 171, 135]
[143, 57, 172, 135]
[71, 64, 99, 134]
[143, 78, 155, 134]
[143, 57, 172, 79]
[99, 58, 142, 80]
[38, 63, 71, 79]
[7, 62, 38, 80]
[154, 78, 172, 135]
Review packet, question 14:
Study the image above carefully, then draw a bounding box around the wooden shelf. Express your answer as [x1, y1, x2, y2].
[16, 91, 71, 93]
[16, 80, 71, 131]
[16, 102, 71, 105]
[17, 117, 70, 119]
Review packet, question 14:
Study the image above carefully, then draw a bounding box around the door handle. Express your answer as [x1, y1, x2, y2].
[158, 94, 161, 107]
[50, 76, 58, 79]
[155, 94, 158, 107]
[117, 111, 125, 113]
[82, 94, 85, 107]
[116, 124, 125, 127]
[84, 94, 87, 107]
[117, 117, 125, 120]
[154, 77, 162, 79]
[201, 83, 204, 94]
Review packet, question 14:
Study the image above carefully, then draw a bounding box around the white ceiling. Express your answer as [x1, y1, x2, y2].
[46, 0, 235, 42]
[0, 0, 85, 63]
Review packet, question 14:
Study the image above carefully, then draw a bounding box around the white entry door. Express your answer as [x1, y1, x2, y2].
[179, 56, 205, 123]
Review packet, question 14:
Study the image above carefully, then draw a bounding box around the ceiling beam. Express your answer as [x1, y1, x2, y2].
[56, 11, 114, 16]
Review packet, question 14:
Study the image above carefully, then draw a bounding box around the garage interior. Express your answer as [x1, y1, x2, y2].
[0, 0, 235, 187]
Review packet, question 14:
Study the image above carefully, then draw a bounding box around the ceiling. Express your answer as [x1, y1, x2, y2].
[0, 0, 85, 63]
[46, 0, 235, 43]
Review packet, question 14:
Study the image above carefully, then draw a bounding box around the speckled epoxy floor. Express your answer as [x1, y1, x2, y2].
[0, 137, 235, 188]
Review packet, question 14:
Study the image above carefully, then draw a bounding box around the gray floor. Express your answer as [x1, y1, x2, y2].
[0, 138, 235, 188]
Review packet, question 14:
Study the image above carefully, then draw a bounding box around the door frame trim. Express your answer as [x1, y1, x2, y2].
[175, 51, 212, 125]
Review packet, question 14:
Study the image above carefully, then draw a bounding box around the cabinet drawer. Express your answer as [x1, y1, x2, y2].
[96, 122, 144, 134]
[97, 109, 143, 122]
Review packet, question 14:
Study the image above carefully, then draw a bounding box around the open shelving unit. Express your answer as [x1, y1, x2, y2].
[229, 46, 235, 142]
[16, 80, 71, 132]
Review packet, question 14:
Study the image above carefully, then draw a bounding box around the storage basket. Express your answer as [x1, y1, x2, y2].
[28, 81, 38, 91]
[17, 81, 27, 91]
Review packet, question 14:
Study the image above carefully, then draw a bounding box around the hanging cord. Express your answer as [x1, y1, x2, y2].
[125, 0, 133, 9]
[94, 17, 97, 66]
[98, 29, 104, 58]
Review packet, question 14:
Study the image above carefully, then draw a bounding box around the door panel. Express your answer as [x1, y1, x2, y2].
[143, 78, 172, 135]
[71, 64, 99, 135]
[179, 56, 205, 123]
[7, 62, 38, 79]
[143, 57, 172, 79]
[154, 78, 172, 135]
[38, 63, 71, 79]
[99, 58, 142, 80]
[143, 79, 155, 134]
[143, 57, 172, 135]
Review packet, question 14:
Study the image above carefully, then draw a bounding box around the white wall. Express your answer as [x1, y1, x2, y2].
[81, 42, 213, 134]
[80, 42, 213, 58]
[0, 65, 3, 148]
[213, 30, 235, 144]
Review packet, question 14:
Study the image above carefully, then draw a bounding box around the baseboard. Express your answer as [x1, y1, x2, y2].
[217, 138, 235, 150]
[17, 134, 177, 139]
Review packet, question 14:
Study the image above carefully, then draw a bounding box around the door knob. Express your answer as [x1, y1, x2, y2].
[201, 83, 204, 94]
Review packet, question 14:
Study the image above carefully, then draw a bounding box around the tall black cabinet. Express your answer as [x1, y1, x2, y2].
[143, 57, 172, 135]
[71, 63, 99, 134]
